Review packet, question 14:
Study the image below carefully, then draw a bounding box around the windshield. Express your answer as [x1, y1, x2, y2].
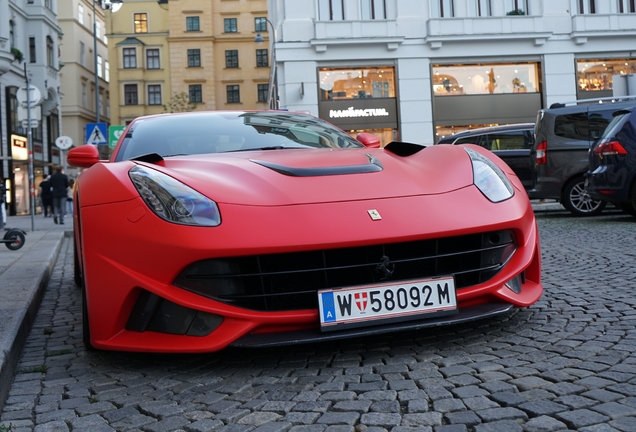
[115, 111, 363, 161]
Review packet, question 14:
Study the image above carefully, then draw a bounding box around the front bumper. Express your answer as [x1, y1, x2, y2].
[79, 186, 542, 353]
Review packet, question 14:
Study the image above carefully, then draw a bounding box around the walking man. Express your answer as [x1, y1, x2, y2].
[50, 165, 69, 225]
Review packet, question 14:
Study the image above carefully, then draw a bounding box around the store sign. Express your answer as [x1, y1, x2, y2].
[319, 98, 398, 130]
[11, 135, 28, 161]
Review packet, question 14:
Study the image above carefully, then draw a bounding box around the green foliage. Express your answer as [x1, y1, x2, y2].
[507, 9, 526, 15]
[11, 48, 23, 63]
[0, 422, 15, 431]
[18, 364, 47, 374]
[163, 92, 197, 113]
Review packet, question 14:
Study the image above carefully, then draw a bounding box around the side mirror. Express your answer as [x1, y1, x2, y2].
[356, 132, 381, 148]
[67, 145, 100, 168]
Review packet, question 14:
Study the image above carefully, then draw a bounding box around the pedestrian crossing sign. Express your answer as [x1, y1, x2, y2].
[86, 122, 108, 145]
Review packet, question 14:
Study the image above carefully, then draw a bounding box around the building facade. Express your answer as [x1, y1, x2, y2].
[58, 0, 110, 162]
[107, 0, 271, 129]
[268, 0, 636, 145]
[0, 0, 62, 216]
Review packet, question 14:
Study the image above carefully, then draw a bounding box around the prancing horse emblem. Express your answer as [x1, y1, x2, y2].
[368, 209, 382, 220]
[376, 255, 395, 280]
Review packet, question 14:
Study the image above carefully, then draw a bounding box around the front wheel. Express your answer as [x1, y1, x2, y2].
[4, 230, 25, 250]
[562, 177, 606, 217]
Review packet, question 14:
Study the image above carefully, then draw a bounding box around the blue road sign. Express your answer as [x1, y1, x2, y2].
[86, 122, 108, 145]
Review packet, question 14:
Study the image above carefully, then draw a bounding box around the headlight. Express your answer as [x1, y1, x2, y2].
[129, 165, 221, 226]
[465, 148, 514, 203]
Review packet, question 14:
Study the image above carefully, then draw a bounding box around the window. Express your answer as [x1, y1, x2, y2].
[433, 0, 455, 17]
[361, 0, 386, 19]
[318, 0, 344, 20]
[186, 16, 200, 31]
[134, 13, 148, 33]
[225, 50, 239, 68]
[256, 49, 268, 67]
[82, 83, 87, 108]
[619, 0, 636, 12]
[257, 84, 269, 103]
[188, 49, 201, 67]
[146, 48, 160, 69]
[227, 85, 240, 103]
[148, 85, 162, 105]
[46, 36, 54, 67]
[123, 48, 137, 68]
[105, 61, 110, 82]
[96, 21, 101, 40]
[319, 67, 396, 100]
[78, 4, 84, 25]
[224, 18, 238, 33]
[484, 131, 532, 151]
[189, 84, 202, 103]
[45, 0, 52, 9]
[432, 63, 540, 96]
[80, 41, 85, 66]
[97, 55, 103, 78]
[10, 20, 14, 49]
[577, 59, 636, 92]
[125, 84, 139, 105]
[255, 17, 267, 32]
[469, 0, 491, 16]
[506, 0, 528, 14]
[29, 37, 36, 63]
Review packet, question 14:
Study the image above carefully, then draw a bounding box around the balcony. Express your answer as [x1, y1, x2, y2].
[426, 16, 552, 48]
[311, 20, 403, 52]
[571, 14, 636, 43]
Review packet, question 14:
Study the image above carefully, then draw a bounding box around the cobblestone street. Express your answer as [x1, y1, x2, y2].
[2, 210, 636, 432]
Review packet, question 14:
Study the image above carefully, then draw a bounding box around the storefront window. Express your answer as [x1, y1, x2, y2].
[577, 59, 636, 92]
[319, 67, 395, 101]
[432, 63, 539, 96]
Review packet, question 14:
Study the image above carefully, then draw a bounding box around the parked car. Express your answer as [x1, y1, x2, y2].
[586, 107, 636, 216]
[437, 123, 535, 191]
[529, 97, 636, 216]
[67, 110, 542, 353]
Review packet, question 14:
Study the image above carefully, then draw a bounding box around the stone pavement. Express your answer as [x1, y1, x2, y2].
[0, 214, 72, 415]
[0, 200, 566, 424]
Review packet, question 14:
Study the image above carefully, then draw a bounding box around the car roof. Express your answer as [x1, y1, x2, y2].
[438, 123, 534, 140]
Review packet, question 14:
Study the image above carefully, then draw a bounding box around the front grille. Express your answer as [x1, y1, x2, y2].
[173, 230, 516, 312]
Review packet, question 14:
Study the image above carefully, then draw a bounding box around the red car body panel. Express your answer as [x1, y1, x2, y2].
[71, 112, 542, 353]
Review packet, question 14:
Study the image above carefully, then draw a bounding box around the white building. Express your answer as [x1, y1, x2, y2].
[268, 0, 636, 145]
[0, 0, 62, 216]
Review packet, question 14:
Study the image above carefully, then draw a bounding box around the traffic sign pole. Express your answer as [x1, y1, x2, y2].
[24, 63, 35, 232]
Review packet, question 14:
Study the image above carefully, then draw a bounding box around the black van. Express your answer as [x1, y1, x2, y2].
[529, 97, 636, 216]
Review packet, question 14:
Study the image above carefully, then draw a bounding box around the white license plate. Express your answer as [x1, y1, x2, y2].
[318, 277, 457, 331]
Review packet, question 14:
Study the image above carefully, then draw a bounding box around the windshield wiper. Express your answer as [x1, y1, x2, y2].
[221, 146, 308, 153]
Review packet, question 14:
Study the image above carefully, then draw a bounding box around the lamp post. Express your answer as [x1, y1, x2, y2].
[254, 19, 278, 110]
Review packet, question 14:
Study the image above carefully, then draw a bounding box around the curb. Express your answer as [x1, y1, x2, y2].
[0, 231, 65, 414]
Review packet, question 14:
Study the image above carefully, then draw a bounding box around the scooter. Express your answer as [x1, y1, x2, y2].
[2, 228, 26, 250]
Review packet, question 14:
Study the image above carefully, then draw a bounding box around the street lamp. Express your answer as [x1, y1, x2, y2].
[254, 18, 278, 110]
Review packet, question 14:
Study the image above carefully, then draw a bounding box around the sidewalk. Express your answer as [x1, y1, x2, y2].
[0, 200, 564, 412]
[0, 214, 72, 412]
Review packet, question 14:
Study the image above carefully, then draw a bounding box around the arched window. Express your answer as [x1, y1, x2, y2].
[46, 36, 54, 67]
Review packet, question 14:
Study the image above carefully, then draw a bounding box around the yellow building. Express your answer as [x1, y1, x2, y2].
[107, 0, 270, 129]
[106, 0, 171, 126]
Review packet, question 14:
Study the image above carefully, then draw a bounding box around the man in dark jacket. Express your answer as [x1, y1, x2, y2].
[50, 165, 69, 224]
[39, 175, 53, 217]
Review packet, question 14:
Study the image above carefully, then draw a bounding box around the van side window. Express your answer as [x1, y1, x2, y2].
[485, 131, 528, 151]
[554, 113, 588, 140]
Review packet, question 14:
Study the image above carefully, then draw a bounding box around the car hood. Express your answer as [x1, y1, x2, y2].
[137, 146, 475, 206]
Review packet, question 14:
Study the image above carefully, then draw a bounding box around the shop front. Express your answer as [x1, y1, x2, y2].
[577, 58, 636, 99]
[318, 66, 399, 146]
[431, 61, 542, 142]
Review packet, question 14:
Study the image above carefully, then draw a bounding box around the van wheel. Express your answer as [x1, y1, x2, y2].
[562, 177, 606, 216]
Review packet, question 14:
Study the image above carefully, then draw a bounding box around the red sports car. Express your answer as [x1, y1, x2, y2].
[68, 111, 542, 353]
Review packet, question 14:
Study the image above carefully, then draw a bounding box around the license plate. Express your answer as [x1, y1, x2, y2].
[318, 277, 457, 331]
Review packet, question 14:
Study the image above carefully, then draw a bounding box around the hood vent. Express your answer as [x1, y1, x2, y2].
[250, 153, 383, 177]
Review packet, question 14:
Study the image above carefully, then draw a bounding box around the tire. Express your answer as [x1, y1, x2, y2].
[73, 240, 84, 287]
[619, 203, 636, 217]
[82, 286, 95, 351]
[4, 230, 25, 250]
[562, 177, 607, 217]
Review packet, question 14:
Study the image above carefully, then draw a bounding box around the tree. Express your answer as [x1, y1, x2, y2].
[162, 92, 197, 113]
